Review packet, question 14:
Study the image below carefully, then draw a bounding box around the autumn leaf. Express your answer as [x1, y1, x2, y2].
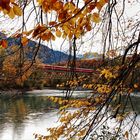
[49, 21, 57, 26]
[13, 5, 22, 16]
[56, 29, 62, 37]
[85, 24, 92, 31]
[92, 13, 101, 23]
[32, 25, 47, 38]
[116, 115, 124, 121]
[53, 1, 63, 11]
[134, 84, 138, 88]
[8, 8, 15, 19]
[0, 40, 8, 48]
[77, 129, 86, 137]
[10, 0, 15, 2]
[96, 2, 102, 11]
[88, 2, 96, 11]
[51, 0, 57, 3]
[37, 0, 43, 5]
[99, 0, 108, 7]
[63, 25, 71, 36]
[84, 0, 91, 4]
[64, 2, 76, 12]
[124, 131, 129, 139]
[58, 12, 66, 22]
[0, 0, 10, 12]
[41, 33, 49, 41]
[21, 36, 29, 46]
[23, 29, 33, 36]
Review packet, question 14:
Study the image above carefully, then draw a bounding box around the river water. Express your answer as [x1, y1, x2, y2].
[0, 89, 140, 140]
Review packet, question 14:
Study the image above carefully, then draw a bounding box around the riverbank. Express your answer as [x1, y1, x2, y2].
[0, 89, 24, 96]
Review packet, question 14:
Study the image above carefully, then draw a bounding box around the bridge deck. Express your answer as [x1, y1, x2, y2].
[42, 65, 95, 73]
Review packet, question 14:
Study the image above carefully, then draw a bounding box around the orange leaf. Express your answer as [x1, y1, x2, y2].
[100, 0, 108, 5]
[58, 12, 66, 21]
[41, 33, 50, 41]
[85, 24, 92, 31]
[0, 0, 10, 12]
[96, 2, 102, 11]
[21, 36, 28, 46]
[88, 2, 96, 11]
[84, 0, 91, 4]
[23, 29, 33, 36]
[53, 1, 63, 11]
[96, 0, 108, 10]
[8, 8, 15, 19]
[0, 40, 8, 48]
[13, 5, 22, 16]
[49, 21, 57, 26]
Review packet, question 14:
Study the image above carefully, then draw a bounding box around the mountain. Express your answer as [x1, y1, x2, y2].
[0, 32, 68, 64]
[78, 52, 102, 60]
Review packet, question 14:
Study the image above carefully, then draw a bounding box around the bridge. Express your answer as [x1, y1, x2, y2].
[41, 64, 95, 74]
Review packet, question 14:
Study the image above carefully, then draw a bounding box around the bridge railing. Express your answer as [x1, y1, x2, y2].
[42, 65, 95, 74]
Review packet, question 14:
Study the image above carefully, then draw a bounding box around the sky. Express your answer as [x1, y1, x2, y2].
[0, 0, 140, 55]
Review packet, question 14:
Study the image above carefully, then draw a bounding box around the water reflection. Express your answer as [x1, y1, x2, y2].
[121, 95, 140, 114]
[0, 95, 59, 140]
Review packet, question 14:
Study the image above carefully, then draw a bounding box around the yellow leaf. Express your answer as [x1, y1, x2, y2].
[77, 129, 86, 137]
[69, 18, 76, 26]
[3, 9, 9, 15]
[99, 0, 108, 7]
[75, 30, 81, 39]
[11, 0, 15, 2]
[134, 84, 138, 88]
[63, 25, 70, 35]
[56, 29, 61, 37]
[124, 131, 129, 139]
[37, 0, 43, 5]
[116, 115, 124, 121]
[13, 5, 22, 16]
[95, 97, 100, 103]
[24, 29, 33, 36]
[64, 2, 75, 12]
[92, 13, 101, 23]
[68, 32, 73, 39]
[62, 33, 67, 38]
[8, 8, 15, 19]
[21, 36, 28, 46]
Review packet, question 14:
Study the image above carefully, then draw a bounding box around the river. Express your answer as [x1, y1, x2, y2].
[0, 89, 140, 140]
